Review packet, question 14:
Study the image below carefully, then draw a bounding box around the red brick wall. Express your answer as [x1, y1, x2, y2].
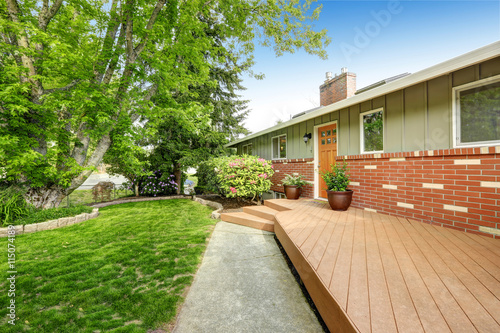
[271, 159, 315, 198]
[336, 146, 500, 238]
[319, 72, 356, 106]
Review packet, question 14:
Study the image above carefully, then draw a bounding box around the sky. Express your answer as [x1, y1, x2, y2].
[239, 0, 500, 134]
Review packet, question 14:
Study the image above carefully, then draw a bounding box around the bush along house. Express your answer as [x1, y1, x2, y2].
[226, 41, 500, 238]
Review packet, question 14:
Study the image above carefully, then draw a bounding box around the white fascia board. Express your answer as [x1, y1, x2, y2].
[226, 41, 500, 148]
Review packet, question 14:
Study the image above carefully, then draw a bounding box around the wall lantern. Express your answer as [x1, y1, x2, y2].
[303, 133, 312, 144]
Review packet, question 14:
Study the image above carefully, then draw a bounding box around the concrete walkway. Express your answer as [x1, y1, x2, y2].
[173, 222, 324, 333]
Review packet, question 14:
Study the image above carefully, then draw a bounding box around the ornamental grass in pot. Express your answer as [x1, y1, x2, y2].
[321, 160, 353, 211]
[281, 173, 312, 200]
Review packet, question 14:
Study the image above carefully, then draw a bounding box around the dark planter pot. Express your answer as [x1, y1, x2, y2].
[284, 185, 302, 200]
[326, 189, 353, 211]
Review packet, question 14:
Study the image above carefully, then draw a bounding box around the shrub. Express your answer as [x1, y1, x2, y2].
[14, 205, 93, 226]
[128, 171, 178, 197]
[281, 173, 312, 188]
[215, 155, 274, 201]
[195, 160, 221, 194]
[321, 160, 350, 191]
[0, 186, 34, 226]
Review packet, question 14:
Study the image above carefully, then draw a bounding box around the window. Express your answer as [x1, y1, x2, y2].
[242, 144, 252, 155]
[454, 77, 500, 147]
[274, 192, 286, 199]
[360, 108, 384, 153]
[272, 135, 287, 159]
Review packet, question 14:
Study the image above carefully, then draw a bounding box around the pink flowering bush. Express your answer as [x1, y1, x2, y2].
[214, 155, 274, 202]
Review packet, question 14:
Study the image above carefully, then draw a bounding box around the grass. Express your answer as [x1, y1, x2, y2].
[12, 205, 93, 226]
[0, 199, 216, 332]
[66, 189, 132, 206]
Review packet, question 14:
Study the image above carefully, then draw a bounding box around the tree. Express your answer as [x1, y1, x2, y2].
[0, 0, 330, 208]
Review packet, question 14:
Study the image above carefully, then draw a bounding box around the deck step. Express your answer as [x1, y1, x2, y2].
[243, 206, 279, 221]
[220, 212, 274, 232]
[264, 199, 296, 212]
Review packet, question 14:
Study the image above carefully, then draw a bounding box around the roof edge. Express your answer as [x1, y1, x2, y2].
[226, 41, 500, 147]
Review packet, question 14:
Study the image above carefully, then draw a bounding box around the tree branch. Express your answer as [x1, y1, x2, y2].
[133, 0, 167, 56]
[94, 0, 121, 83]
[130, 83, 158, 123]
[38, 0, 63, 31]
[42, 79, 81, 95]
[102, 23, 126, 85]
[5, 0, 43, 97]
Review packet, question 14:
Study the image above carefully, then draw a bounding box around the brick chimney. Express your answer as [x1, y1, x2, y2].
[319, 68, 356, 106]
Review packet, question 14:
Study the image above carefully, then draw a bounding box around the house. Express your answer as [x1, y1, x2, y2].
[226, 41, 500, 238]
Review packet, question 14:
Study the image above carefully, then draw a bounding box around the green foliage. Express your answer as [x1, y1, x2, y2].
[13, 205, 93, 226]
[0, 0, 330, 208]
[196, 160, 222, 194]
[215, 155, 275, 200]
[281, 173, 312, 188]
[362, 110, 384, 152]
[127, 171, 179, 197]
[321, 160, 350, 192]
[0, 200, 216, 332]
[460, 82, 500, 143]
[0, 186, 35, 225]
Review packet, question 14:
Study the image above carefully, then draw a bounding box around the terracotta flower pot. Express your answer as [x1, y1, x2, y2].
[284, 185, 302, 200]
[326, 189, 353, 211]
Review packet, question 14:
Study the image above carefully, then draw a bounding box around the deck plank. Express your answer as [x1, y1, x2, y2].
[273, 199, 500, 333]
[376, 213, 425, 333]
[346, 209, 370, 333]
[364, 211, 398, 333]
[405, 218, 500, 328]
[329, 209, 356, 310]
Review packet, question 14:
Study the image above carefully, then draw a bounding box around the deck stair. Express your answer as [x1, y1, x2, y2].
[220, 200, 294, 232]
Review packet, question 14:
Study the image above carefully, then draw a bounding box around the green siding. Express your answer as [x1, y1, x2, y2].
[404, 83, 426, 151]
[348, 105, 360, 154]
[427, 75, 451, 150]
[453, 65, 476, 87]
[385, 91, 403, 152]
[233, 57, 497, 158]
[339, 108, 349, 155]
[481, 56, 500, 79]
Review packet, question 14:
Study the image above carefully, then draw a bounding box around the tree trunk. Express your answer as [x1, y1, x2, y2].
[173, 163, 182, 195]
[135, 184, 139, 197]
[25, 185, 68, 209]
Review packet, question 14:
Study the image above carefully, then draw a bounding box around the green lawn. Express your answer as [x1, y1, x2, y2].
[0, 199, 216, 332]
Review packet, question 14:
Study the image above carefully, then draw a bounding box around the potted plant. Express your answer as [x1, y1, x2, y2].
[281, 173, 311, 200]
[321, 160, 353, 211]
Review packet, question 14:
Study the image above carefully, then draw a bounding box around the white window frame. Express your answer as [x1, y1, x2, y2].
[271, 134, 287, 160]
[360, 108, 384, 154]
[242, 143, 252, 155]
[452, 74, 500, 148]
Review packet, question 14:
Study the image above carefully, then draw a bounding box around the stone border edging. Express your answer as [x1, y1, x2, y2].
[192, 196, 223, 219]
[0, 208, 100, 237]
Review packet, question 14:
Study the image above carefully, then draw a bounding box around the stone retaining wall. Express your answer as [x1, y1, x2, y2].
[0, 208, 99, 237]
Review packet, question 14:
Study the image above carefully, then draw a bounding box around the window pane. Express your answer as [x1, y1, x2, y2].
[279, 136, 286, 158]
[321, 139, 325, 145]
[363, 111, 384, 152]
[242, 145, 247, 155]
[327, 138, 331, 144]
[272, 138, 279, 159]
[321, 131, 325, 137]
[460, 81, 500, 143]
[327, 130, 331, 136]
[248, 145, 252, 155]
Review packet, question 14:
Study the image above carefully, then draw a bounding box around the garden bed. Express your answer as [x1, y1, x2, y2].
[196, 194, 257, 212]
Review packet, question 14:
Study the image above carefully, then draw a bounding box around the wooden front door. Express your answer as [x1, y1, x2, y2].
[318, 123, 338, 199]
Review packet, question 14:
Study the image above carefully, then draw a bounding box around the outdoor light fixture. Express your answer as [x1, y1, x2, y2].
[303, 133, 312, 144]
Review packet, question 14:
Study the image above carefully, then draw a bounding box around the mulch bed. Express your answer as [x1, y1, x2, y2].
[195, 194, 257, 212]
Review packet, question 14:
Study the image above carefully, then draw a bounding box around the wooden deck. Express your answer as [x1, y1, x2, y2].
[271, 199, 500, 333]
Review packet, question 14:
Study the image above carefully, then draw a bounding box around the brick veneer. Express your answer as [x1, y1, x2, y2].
[270, 159, 315, 198]
[335, 146, 500, 238]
